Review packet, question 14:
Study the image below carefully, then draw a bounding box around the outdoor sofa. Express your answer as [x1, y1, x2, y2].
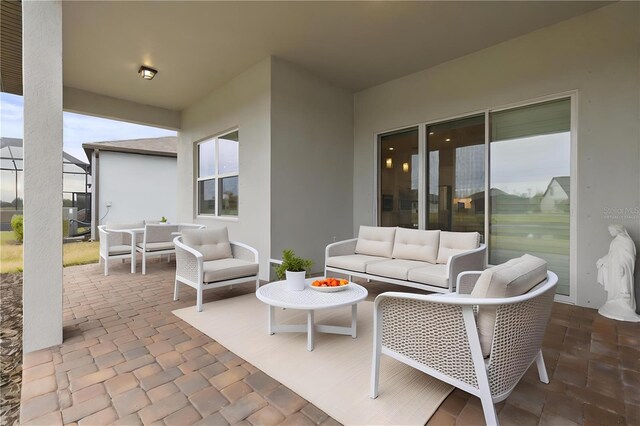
[325, 226, 486, 293]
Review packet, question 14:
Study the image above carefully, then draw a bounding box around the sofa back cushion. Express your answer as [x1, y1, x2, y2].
[471, 254, 548, 357]
[436, 231, 481, 264]
[391, 228, 440, 264]
[355, 226, 396, 258]
[182, 227, 232, 262]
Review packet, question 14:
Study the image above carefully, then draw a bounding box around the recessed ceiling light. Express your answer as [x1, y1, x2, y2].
[389, 147, 394, 151]
[138, 65, 158, 80]
[429, 132, 434, 135]
[445, 138, 451, 142]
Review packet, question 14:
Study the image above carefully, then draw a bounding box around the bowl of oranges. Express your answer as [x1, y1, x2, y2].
[310, 277, 350, 292]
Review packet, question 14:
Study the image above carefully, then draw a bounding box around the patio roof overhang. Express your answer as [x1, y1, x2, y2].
[3, 1, 612, 123]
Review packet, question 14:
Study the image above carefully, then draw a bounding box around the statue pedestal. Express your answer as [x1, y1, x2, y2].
[598, 298, 640, 322]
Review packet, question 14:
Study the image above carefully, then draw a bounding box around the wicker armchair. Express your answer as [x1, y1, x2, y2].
[173, 228, 259, 311]
[370, 265, 558, 426]
[98, 222, 143, 275]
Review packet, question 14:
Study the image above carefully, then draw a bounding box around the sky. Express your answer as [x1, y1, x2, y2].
[0, 92, 176, 163]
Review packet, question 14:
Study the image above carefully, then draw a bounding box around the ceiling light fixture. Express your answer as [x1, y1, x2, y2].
[138, 65, 158, 80]
[429, 132, 434, 135]
[389, 147, 394, 151]
[445, 138, 451, 142]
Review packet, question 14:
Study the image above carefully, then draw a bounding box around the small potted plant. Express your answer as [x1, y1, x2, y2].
[160, 216, 168, 223]
[274, 249, 313, 291]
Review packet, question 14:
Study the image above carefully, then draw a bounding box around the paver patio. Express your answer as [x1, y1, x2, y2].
[19, 260, 639, 425]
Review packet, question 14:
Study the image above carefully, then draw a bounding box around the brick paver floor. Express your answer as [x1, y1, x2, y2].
[19, 260, 639, 425]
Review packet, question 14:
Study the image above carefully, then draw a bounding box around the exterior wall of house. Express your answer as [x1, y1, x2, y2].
[178, 58, 272, 280]
[97, 151, 177, 225]
[270, 58, 354, 274]
[352, 2, 640, 309]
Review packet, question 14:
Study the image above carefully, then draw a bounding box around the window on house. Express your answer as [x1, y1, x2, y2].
[197, 130, 239, 216]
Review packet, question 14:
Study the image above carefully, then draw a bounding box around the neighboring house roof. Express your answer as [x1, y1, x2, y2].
[82, 136, 178, 161]
[1, 137, 89, 172]
[542, 176, 570, 197]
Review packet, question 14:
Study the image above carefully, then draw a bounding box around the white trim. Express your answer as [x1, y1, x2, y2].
[195, 215, 239, 222]
[418, 125, 426, 230]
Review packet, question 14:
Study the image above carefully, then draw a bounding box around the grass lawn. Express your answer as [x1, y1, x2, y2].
[0, 231, 99, 273]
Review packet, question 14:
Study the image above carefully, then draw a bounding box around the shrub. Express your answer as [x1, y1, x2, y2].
[10, 215, 23, 243]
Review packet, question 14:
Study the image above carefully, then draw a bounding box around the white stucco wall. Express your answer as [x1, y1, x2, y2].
[22, 0, 64, 353]
[178, 58, 272, 280]
[270, 58, 354, 273]
[98, 151, 177, 224]
[353, 2, 640, 309]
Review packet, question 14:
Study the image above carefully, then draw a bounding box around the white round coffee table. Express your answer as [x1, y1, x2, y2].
[255, 278, 368, 351]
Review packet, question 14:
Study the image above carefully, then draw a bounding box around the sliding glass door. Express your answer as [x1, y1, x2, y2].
[426, 115, 485, 235]
[489, 98, 572, 296]
[375, 96, 573, 298]
[378, 128, 419, 228]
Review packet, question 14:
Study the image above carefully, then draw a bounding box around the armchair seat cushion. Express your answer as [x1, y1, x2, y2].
[109, 245, 132, 255]
[365, 259, 427, 280]
[137, 241, 174, 252]
[326, 254, 388, 273]
[203, 258, 259, 283]
[407, 264, 449, 288]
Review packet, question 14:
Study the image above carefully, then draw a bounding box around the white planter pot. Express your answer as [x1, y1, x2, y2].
[285, 270, 307, 291]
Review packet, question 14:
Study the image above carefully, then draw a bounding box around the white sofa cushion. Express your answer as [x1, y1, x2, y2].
[326, 254, 388, 273]
[355, 226, 396, 258]
[203, 258, 259, 283]
[109, 244, 132, 255]
[471, 254, 548, 357]
[137, 241, 174, 252]
[436, 231, 481, 264]
[391, 228, 440, 264]
[407, 264, 449, 288]
[366, 259, 427, 280]
[182, 228, 233, 262]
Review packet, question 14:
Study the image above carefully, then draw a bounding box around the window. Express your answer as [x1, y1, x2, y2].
[197, 130, 239, 216]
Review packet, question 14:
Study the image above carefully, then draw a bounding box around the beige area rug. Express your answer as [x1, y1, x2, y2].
[173, 294, 453, 425]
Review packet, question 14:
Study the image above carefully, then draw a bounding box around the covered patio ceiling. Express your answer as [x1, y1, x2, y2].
[2, 1, 611, 111]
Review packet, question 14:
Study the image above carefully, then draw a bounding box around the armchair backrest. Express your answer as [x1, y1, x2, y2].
[486, 274, 557, 397]
[101, 221, 144, 246]
[144, 224, 179, 244]
[178, 223, 206, 232]
[181, 227, 232, 261]
[471, 254, 548, 357]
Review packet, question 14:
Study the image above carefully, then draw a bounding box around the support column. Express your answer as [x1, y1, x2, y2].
[22, 0, 63, 353]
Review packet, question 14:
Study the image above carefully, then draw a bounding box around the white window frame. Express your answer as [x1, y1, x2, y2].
[196, 128, 239, 218]
[372, 91, 577, 303]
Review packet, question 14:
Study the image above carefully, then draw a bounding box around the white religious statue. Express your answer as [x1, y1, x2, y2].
[596, 224, 639, 322]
